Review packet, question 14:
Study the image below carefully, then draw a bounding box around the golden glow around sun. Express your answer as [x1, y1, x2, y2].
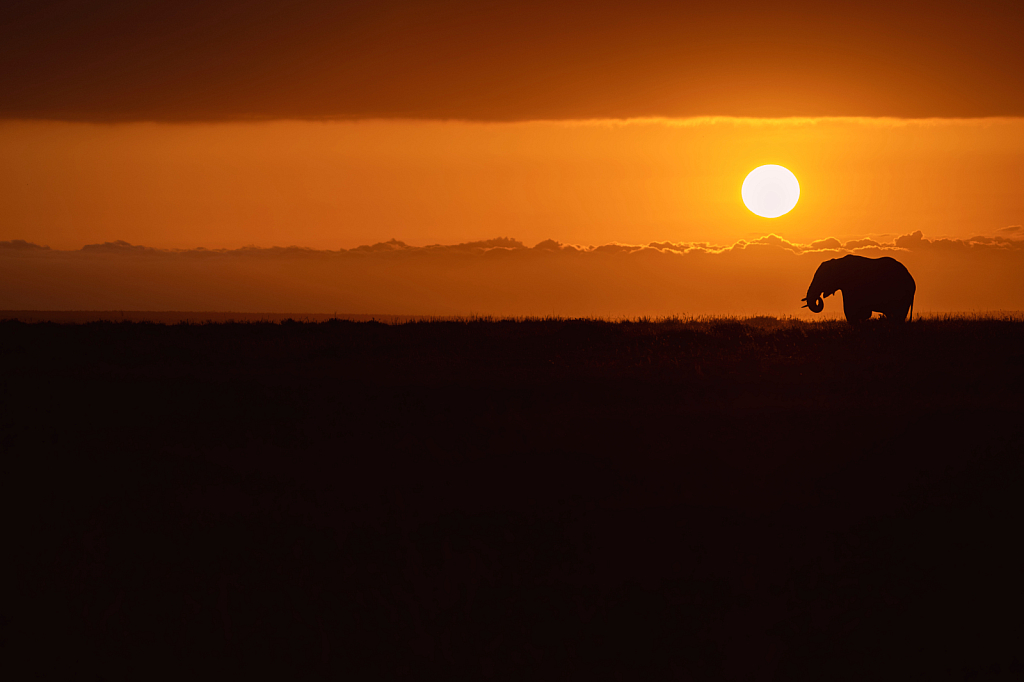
[742, 165, 800, 218]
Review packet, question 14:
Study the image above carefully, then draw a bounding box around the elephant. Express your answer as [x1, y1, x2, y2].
[802, 255, 916, 323]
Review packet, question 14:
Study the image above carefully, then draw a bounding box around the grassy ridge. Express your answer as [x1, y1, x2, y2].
[5, 317, 1023, 679]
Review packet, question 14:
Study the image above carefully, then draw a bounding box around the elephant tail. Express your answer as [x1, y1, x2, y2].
[909, 294, 914, 322]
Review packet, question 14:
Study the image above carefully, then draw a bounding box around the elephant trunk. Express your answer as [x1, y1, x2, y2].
[804, 288, 824, 313]
[803, 260, 837, 314]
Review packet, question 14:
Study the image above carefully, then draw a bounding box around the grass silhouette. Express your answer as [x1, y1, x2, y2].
[4, 316, 1022, 679]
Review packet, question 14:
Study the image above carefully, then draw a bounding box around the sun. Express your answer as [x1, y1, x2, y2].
[742, 165, 800, 218]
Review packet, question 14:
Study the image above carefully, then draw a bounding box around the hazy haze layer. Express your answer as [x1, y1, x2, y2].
[3, 231, 1021, 317]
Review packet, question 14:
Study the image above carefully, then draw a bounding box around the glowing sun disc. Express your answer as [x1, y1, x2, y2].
[742, 165, 800, 218]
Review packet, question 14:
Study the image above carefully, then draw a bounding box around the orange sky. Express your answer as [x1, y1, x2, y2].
[3, 2, 1022, 315]
[2, 118, 1022, 251]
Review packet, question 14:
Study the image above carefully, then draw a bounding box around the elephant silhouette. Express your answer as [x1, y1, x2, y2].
[802, 255, 916, 323]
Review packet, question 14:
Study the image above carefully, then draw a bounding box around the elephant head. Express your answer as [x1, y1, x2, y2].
[802, 259, 839, 314]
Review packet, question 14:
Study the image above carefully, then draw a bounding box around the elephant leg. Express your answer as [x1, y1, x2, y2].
[883, 304, 911, 323]
[843, 297, 871, 323]
[847, 309, 871, 323]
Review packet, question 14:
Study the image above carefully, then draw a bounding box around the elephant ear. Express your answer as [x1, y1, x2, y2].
[818, 260, 841, 297]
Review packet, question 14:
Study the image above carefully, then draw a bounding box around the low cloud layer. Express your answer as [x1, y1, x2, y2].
[3, 232, 1022, 317]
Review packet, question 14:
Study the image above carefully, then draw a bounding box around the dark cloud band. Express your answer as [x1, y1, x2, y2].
[3, 1, 1023, 121]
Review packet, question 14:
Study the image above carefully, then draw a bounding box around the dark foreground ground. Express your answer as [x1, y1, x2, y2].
[4, 316, 1023, 680]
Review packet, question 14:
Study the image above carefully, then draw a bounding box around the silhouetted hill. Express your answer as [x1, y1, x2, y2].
[5, 317, 1022, 680]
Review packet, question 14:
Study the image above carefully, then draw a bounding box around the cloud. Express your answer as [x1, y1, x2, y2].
[81, 240, 158, 253]
[429, 238, 526, 253]
[1, 2, 1022, 122]
[0, 240, 49, 250]
[742, 234, 796, 251]
[807, 238, 843, 251]
[24, 230, 1023, 259]
[591, 243, 645, 255]
[843, 239, 881, 250]
[352, 239, 414, 253]
[2, 231, 1021, 316]
[894, 230, 1024, 251]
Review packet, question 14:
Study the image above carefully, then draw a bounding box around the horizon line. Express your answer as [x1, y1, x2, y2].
[4, 311, 1022, 324]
